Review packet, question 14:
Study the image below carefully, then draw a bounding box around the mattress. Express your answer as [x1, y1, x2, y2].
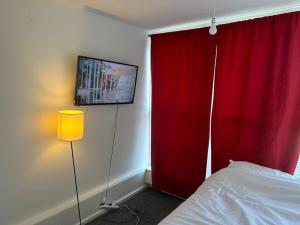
[159, 161, 300, 225]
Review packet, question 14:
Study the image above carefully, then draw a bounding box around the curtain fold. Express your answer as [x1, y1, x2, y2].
[212, 12, 300, 174]
[151, 29, 215, 198]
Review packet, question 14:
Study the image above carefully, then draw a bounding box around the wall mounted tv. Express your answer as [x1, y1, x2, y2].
[74, 56, 138, 105]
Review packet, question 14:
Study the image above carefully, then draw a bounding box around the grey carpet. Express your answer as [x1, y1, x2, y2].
[87, 187, 184, 225]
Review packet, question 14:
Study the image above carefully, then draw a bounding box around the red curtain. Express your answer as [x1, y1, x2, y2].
[151, 29, 215, 198]
[212, 12, 300, 174]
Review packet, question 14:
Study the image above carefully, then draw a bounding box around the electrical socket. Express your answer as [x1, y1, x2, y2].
[97, 204, 120, 210]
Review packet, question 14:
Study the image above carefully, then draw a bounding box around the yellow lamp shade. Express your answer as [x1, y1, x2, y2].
[58, 110, 84, 141]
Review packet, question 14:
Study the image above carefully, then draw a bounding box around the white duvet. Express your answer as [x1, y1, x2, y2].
[159, 161, 300, 225]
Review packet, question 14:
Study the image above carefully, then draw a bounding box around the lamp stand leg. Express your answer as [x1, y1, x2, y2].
[70, 141, 82, 225]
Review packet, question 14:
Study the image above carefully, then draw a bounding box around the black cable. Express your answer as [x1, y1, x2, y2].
[121, 204, 140, 225]
[102, 203, 140, 225]
[102, 198, 155, 225]
[100, 106, 154, 225]
[105, 104, 120, 202]
[70, 141, 82, 225]
[126, 199, 154, 224]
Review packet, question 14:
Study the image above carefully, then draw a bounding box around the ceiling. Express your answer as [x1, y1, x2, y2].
[75, 0, 300, 29]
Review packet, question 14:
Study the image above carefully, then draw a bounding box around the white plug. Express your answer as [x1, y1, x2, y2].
[101, 196, 106, 204]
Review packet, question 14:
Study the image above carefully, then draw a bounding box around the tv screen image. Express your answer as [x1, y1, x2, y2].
[74, 56, 138, 105]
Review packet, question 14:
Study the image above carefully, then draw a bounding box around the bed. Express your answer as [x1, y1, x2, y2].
[159, 161, 300, 225]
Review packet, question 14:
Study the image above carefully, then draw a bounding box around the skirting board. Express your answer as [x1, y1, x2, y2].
[82, 185, 147, 225]
[18, 167, 147, 225]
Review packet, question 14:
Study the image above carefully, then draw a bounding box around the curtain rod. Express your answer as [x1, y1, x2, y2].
[147, 4, 300, 35]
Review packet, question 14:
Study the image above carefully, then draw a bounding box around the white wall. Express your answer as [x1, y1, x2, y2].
[0, 1, 150, 225]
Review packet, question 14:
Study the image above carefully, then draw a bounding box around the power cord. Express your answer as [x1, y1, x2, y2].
[102, 198, 154, 225]
[104, 104, 119, 203]
[102, 203, 139, 224]
[125, 198, 154, 224]
[121, 204, 140, 225]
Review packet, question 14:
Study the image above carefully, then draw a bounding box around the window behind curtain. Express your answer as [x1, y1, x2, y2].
[294, 156, 300, 178]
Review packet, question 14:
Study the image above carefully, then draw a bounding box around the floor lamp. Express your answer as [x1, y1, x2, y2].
[58, 110, 84, 225]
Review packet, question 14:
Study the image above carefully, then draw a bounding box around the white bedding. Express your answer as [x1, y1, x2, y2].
[159, 161, 300, 225]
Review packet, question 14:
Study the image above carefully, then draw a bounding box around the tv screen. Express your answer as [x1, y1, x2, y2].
[74, 56, 138, 105]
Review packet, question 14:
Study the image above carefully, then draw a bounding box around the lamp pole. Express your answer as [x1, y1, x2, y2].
[57, 110, 84, 225]
[70, 141, 82, 225]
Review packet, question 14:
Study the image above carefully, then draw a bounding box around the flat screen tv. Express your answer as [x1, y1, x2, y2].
[74, 56, 138, 105]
